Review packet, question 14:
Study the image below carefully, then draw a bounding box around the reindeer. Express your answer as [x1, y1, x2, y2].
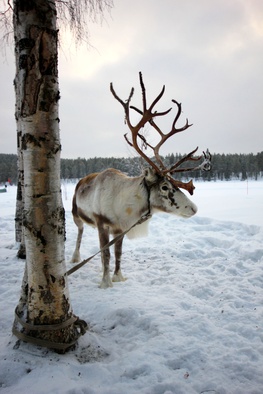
[71, 73, 211, 288]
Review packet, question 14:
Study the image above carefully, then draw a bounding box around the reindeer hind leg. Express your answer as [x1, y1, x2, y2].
[112, 234, 126, 282]
[98, 224, 113, 289]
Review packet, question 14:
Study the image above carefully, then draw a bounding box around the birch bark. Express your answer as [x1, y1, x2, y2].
[13, 0, 82, 349]
[15, 128, 26, 258]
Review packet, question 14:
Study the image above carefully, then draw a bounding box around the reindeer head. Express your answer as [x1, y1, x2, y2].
[110, 72, 211, 196]
[143, 167, 197, 218]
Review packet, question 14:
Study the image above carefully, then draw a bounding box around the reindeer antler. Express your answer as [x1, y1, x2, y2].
[110, 73, 172, 175]
[110, 72, 211, 195]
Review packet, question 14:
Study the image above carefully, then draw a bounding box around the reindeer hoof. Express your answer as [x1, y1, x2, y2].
[112, 272, 126, 282]
[71, 251, 81, 263]
[99, 277, 113, 289]
[71, 258, 80, 264]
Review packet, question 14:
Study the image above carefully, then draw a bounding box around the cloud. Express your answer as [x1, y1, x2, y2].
[1, 0, 263, 159]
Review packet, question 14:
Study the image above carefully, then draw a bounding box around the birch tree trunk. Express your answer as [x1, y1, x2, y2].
[12, 0, 85, 351]
[15, 127, 26, 259]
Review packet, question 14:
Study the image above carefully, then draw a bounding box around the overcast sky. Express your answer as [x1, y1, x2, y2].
[1, 0, 262, 159]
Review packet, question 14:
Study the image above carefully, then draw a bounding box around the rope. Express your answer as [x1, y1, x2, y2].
[66, 208, 152, 277]
[12, 306, 87, 351]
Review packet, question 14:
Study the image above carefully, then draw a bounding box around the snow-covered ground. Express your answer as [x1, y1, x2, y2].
[0, 180, 263, 394]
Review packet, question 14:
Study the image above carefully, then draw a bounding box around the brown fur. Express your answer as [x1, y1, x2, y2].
[72, 173, 99, 221]
[75, 173, 99, 191]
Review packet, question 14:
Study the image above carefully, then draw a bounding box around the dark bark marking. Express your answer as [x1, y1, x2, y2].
[16, 177, 23, 201]
[32, 194, 45, 199]
[39, 29, 58, 76]
[50, 275, 56, 283]
[23, 217, 47, 247]
[17, 0, 37, 13]
[40, 288, 55, 304]
[17, 130, 22, 147]
[18, 25, 59, 116]
[22, 133, 41, 149]
[61, 294, 70, 316]
[49, 207, 65, 237]
[18, 37, 35, 51]
[17, 244, 26, 259]
[50, 142, 61, 155]
[16, 0, 57, 24]
[19, 54, 28, 69]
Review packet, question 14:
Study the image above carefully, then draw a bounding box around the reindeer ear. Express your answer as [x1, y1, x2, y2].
[144, 167, 158, 185]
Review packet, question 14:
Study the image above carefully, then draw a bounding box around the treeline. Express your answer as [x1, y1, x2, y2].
[1, 152, 263, 184]
[0, 154, 18, 184]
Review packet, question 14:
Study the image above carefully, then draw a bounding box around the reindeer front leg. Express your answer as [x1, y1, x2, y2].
[98, 224, 113, 289]
[71, 216, 84, 263]
[112, 233, 126, 282]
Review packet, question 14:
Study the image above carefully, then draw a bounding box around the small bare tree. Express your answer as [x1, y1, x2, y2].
[1, 0, 112, 351]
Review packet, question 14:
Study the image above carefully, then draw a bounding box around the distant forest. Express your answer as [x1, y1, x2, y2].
[1, 152, 263, 184]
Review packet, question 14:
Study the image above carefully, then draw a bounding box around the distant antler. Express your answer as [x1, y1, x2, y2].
[110, 72, 211, 195]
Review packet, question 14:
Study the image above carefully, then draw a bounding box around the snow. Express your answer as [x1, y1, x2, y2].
[0, 180, 263, 394]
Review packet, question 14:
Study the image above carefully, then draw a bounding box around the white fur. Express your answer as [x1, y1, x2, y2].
[75, 168, 197, 235]
[76, 170, 149, 235]
[71, 168, 198, 288]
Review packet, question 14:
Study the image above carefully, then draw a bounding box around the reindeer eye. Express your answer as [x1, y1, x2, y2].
[161, 185, 169, 191]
